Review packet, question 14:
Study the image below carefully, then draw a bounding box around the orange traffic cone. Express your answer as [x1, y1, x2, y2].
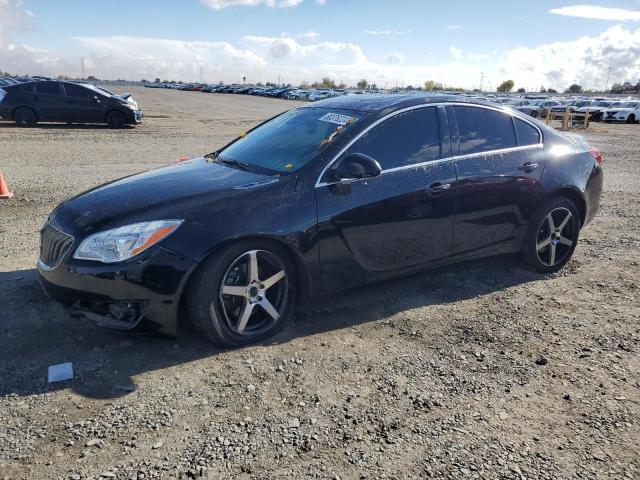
[0, 170, 13, 199]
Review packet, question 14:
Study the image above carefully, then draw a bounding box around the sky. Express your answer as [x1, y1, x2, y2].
[1, 0, 640, 91]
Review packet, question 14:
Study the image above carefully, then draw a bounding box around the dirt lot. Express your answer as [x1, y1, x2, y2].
[0, 87, 638, 480]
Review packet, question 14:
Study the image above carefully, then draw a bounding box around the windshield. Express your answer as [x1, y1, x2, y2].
[217, 107, 361, 174]
[619, 102, 639, 108]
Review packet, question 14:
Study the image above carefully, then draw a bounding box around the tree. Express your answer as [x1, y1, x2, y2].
[565, 83, 583, 93]
[547, 88, 558, 94]
[154, 78, 161, 83]
[517, 87, 526, 93]
[497, 80, 515, 93]
[424, 80, 444, 91]
[357, 79, 368, 89]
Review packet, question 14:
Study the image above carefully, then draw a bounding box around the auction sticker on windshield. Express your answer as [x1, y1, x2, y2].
[319, 113, 357, 126]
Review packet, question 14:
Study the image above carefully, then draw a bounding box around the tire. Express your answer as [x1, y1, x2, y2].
[626, 114, 636, 124]
[106, 110, 126, 128]
[531, 110, 539, 118]
[521, 197, 581, 273]
[188, 240, 297, 347]
[13, 107, 37, 127]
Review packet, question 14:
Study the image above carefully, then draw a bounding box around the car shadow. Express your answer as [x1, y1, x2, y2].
[0, 121, 134, 130]
[0, 256, 547, 400]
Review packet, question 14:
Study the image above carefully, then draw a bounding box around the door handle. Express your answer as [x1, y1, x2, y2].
[427, 182, 451, 195]
[519, 162, 539, 172]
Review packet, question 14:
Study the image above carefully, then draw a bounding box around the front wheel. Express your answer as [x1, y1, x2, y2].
[522, 197, 581, 273]
[188, 241, 297, 347]
[626, 114, 636, 124]
[106, 110, 126, 128]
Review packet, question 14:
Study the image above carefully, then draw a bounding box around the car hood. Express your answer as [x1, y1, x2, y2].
[61, 157, 281, 229]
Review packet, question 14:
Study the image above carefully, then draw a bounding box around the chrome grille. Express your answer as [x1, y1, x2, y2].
[39, 224, 73, 269]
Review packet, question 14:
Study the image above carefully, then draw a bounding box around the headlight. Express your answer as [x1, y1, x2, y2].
[73, 220, 183, 263]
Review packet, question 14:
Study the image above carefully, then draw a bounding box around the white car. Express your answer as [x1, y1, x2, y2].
[602, 101, 640, 123]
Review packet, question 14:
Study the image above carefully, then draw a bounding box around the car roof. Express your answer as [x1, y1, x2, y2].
[302, 93, 498, 113]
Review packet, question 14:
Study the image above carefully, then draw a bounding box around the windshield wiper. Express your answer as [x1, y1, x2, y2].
[206, 151, 253, 171]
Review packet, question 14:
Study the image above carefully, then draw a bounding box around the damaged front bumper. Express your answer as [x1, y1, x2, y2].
[38, 243, 197, 337]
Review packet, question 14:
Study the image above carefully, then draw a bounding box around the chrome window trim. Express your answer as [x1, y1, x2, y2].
[315, 102, 544, 188]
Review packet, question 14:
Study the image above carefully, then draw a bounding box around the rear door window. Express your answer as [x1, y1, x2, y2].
[453, 106, 516, 155]
[347, 107, 441, 170]
[20, 83, 35, 93]
[514, 118, 541, 146]
[35, 82, 62, 96]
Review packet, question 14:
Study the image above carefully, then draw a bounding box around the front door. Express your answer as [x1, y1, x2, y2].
[448, 105, 545, 257]
[316, 106, 456, 292]
[62, 83, 106, 123]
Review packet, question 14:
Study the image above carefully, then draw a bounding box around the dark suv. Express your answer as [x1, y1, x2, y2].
[0, 81, 143, 127]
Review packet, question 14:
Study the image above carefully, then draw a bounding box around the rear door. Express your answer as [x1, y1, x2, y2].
[449, 105, 544, 258]
[316, 106, 456, 291]
[34, 81, 66, 121]
[62, 83, 105, 123]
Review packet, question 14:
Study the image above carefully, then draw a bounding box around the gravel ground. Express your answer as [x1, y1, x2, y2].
[0, 88, 638, 480]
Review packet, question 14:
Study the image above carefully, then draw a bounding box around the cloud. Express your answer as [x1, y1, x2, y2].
[446, 24, 462, 31]
[71, 36, 265, 80]
[550, 5, 640, 21]
[298, 30, 319, 39]
[2, 0, 640, 91]
[200, 0, 310, 9]
[363, 29, 411, 35]
[381, 52, 404, 64]
[500, 25, 640, 90]
[0, 0, 32, 44]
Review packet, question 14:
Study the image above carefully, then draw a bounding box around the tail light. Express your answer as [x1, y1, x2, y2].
[588, 146, 603, 165]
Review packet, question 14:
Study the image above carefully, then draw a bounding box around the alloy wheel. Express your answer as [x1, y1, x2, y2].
[217, 249, 288, 336]
[536, 207, 576, 267]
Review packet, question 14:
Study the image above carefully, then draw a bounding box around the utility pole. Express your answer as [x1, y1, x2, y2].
[480, 72, 484, 92]
[200, 66, 204, 83]
[80, 57, 85, 79]
[604, 66, 612, 92]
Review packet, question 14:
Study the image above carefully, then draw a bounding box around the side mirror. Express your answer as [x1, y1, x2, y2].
[331, 153, 382, 181]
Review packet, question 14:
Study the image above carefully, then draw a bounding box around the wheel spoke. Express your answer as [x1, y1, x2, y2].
[546, 214, 555, 231]
[549, 243, 557, 265]
[221, 285, 246, 297]
[537, 236, 551, 251]
[558, 212, 572, 232]
[259, 298, 279, 321]
[262, 270, 285, 290]
[248, 251, 259, 282]
[558, 235, 573, 247]
[236, 302, 255, 334]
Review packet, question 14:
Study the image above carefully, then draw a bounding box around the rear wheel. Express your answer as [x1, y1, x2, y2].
[626, 114, 636, 124]
[188, 240, 297, 347]
[14, 107, 37, 127]
[522, 197, 580, 273]
[106, 110, 126, 128]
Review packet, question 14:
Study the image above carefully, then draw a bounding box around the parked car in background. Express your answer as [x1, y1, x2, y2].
[574, 101, 617, 122]
[0, 80, 143, 127]
[37, 95, 603, 347]
[602, 101, 640, 123]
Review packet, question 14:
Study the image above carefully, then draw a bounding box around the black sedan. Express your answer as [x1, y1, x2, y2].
[37, 95, 603, 347]
[0, 80, 142, 127]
